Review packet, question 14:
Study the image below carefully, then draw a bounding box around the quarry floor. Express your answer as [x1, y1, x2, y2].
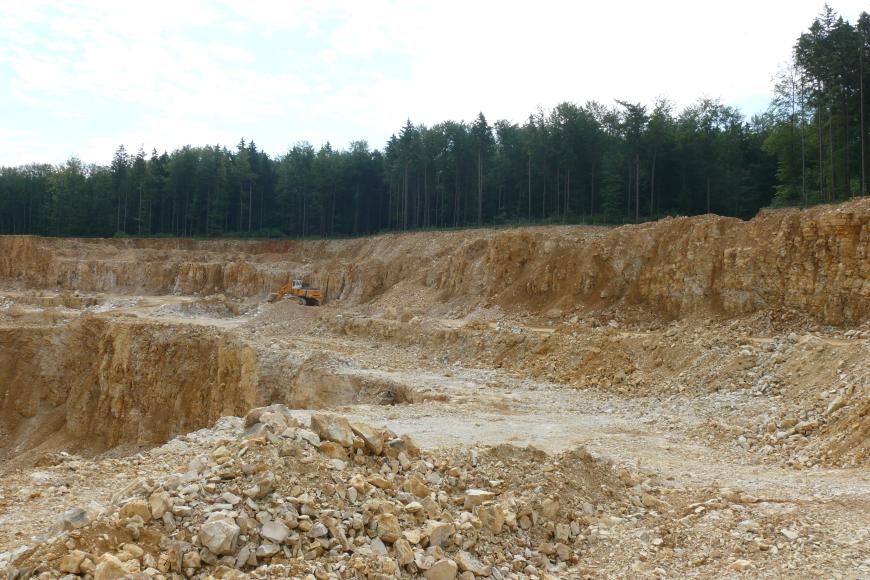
[1, 286, 868, 578]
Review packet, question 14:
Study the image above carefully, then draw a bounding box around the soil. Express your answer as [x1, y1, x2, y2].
[0, 199, 868, 579]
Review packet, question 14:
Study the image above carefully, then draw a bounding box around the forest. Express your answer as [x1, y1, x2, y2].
[0, 6, 867, 238]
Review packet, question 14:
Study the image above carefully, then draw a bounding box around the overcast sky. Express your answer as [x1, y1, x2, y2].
[1, 0, 868, 166]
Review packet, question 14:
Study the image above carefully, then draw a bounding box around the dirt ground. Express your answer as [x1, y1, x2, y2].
[0, 200, 868, 579]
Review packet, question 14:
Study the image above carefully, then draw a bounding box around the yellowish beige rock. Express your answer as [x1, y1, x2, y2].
[59, 550, 87, 574]
[424, 558, 458, 580]
[118, 499, 151, 522]
[93, 553, 127, 580]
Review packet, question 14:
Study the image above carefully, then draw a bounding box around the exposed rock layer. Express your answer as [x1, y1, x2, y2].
[0, 318, 258, 459]
[0, 316, 411, 460]
[1, 199, 868, 324]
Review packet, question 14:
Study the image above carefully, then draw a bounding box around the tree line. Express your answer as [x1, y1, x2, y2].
[766, 6, 869, 204]
[0, 6, 867, 238]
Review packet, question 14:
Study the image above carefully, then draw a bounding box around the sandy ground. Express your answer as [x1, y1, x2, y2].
[1, 287, 868, 577]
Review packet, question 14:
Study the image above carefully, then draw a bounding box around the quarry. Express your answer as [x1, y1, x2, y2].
[0, 199, 868, 579]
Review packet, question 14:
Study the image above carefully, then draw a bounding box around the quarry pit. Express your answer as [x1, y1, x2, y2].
[1, 200, 868, 578]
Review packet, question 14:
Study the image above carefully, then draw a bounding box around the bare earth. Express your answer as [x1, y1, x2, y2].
[0, 200, 868, 579]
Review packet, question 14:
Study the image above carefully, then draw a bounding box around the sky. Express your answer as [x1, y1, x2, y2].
[1, 0, 868, 166]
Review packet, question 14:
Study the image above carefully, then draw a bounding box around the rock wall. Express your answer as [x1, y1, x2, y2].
[0, 316, 416, 459]
[0, 199, 867, 323]
[430, 200, 869, 324]
[0, 317, 259, 458]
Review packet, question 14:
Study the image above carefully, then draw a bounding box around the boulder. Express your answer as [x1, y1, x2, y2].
[93, 553, 127, 580]
[541, 497, 560, 519]
[368, 475, 394, 490]
[260, 520, 290, 544]
[425, 520, 455, 548]
[318, 441, 348, 460]
[375, 513, 402, 543]
[404, 501, 424, 514]
[243, 471, 276, 499]
[148, 491, 172, 519]
[199, 520, 240, 555]
[475, 504, 505, 534]
[424, 558, 458, 580]
[730, 559, 755, 572]
[296, 429, 321, 447]
[463, 489, 496, 510]
[119, 500, 152, 522]
[29, 471, 53, 485]
[456, 551, 491, 576]
[59, 550, 87, 574]
[404, 528, 424, 545]
[256, 543, 280, 558]
[415, 550, 435, 570]
[244, 404, 299, 428]
[555, 523, 570, 542]
[121, 543, 144, 559]
[404, 475, 430, 498]
[182, 551, 201, 571]
[384, 436, 420, 459]
[350, 422, 387, 455]
[308, 522, 329, 538]
[370, 537, 388, 556]
[394, 538, 414, 566]
[310, 414, 355, 448]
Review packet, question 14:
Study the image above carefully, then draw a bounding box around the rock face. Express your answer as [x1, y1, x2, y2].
[0, 316, 409, 459]
[433, 200, 869, 325]
[0, 316, 260, 457]
[0, 199, 865, 323]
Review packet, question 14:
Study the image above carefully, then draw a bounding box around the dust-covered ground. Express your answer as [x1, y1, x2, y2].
[0, 200, 868, 579]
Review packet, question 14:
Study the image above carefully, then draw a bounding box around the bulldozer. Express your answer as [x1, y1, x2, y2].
[268, 279, 323, 306]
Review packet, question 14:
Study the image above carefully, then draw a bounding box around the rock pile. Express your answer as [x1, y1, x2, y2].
[4, 406, 625, 579]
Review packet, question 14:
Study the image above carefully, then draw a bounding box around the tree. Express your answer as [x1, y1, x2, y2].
[111, 145, 129, 233]
[646, 99, 675, 215]
[617, 101, 648, 221]
[48, 158, 87, 235]
[470, 113, 494, 225]
[131, 147, 148, 235]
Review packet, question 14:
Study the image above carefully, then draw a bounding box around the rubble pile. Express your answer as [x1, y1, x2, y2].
[3, 407, 628, 579]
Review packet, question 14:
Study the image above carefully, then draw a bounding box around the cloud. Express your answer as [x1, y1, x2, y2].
[1, 0, 869, 165]
[0, 128, 78, 167]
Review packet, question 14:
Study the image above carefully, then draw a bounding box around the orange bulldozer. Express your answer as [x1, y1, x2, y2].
[267, 279, 323, 306]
